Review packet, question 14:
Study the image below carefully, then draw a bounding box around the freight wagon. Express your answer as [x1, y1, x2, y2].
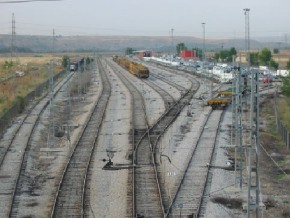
[207, 91, 233, 109]
[113, 56, 149, 78]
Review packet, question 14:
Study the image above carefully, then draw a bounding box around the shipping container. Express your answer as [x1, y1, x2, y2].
[180, 50, 196, 60]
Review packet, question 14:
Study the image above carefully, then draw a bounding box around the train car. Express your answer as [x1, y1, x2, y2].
[113, 56, 149, 78]
[207, 91, 234, 109]
[129, 62, 149, 78]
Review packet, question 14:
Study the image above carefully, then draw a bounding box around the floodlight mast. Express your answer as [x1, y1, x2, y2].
[243, 8, 262, 218]
[201, 22, 207, 91]
[244, 8, 250, 68]
[201, 22, 206, 63]
[171, 28, 174, 63]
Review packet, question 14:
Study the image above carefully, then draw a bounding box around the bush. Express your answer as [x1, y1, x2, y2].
[211, 196, 243, 209]
[15, 96, 25, 113]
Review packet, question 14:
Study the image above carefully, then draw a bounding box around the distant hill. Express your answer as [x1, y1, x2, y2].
[0, 34, 289, 53]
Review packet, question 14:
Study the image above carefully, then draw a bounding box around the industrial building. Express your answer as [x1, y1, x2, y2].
[133, 50, 152, 58]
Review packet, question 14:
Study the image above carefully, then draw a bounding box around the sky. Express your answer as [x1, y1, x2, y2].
[0, 0, 289, 40]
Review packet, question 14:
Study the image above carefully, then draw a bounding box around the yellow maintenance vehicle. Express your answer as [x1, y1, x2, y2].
[207, 91, 234, 109]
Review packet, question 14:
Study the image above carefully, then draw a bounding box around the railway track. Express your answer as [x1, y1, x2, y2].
[135, 78, 198, 217]
[143, 62, 227, 217]
[0, 70, 74, 217]
[109, 58, 197, 217]
[1, 54, 228, 217]
[150, 72, 188, 95]
[51, 57, 110, 217]
[114, 58, 203, 217]
[82, 58, 148, 217]
[143, 80, 176, 115]
[109, 59, 162, 216]
[165, 109, 223, 217]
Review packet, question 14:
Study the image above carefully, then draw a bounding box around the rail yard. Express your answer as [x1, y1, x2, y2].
[0, 54, 283, 218]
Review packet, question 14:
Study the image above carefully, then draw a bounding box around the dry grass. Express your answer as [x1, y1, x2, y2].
[0, 54, 64, 116]
[278, 97, 290, 129]
[258, 94, 290, 216]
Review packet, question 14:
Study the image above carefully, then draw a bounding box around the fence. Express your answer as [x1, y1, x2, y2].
[0, 70, 67, 137]
[274, 90, 290, 149]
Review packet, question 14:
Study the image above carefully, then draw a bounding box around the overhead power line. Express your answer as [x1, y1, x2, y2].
[0, 0, 63, 3]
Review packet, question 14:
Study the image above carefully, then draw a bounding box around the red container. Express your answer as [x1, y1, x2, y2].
[180, 50, 196, 59]
[262, 76, 273, 83]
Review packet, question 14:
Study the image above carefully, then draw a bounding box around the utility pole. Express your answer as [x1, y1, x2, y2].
[234, 65, 244, 189]
[244, 8, 262, 218]
[11, 13, 16, 61]
[201, 22, 207, 92]
[278, 42, 282, 74]
[66, 62, 71, 148]
[171, 28, 174, 63]
[11, 13, 17, 95]
[231, 55, 236, 161]
[248, 68, 261, 218]
[202, 23, 205, 59]
[47, 29, 55, 151]
[78, 61, 81, 100]
[244, 9, 250, 68]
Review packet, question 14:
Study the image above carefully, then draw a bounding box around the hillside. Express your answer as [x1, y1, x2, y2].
[0, 34, 289, 53]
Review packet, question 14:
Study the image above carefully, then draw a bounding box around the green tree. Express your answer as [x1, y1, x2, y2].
[192, 47, 203, 59]
[214, 53, 220, 62]
[220, 50, 229, 62]
[258, 48, 272, 66]
[269, 59, 279, 70]
[176, 43, 187, 55]
[286, 59, 290, 70]
[250, 52, 259, 66]
[85, 57, 91, 65]
[273, 48, 279, 54]
[281, 59, 290, 97]
[62, 56, 70, 68]
[215, 47, 237, 62]
[281, 75, 290, 97]
[229, 47, 237, 57]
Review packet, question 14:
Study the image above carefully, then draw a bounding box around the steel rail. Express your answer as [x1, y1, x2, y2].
[50, 57, 111, 217]
[7, 71, 75, 217]
[196, 109, 226, 217]
[109, 58, 199, 217]
[110, 57, 172, 217]
[165, 108, 212, 217]
[149, 72, 188, 94]
[107, 58, 150, 217]
[165, 109, 223, 217]
[0, 70, 71, 167]
[81, 58, 113, 217]
[142, 78, 176, 113]
[133, 84, 196, 217]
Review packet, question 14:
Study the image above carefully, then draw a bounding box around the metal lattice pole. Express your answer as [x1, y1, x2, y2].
[66, 63, 71, 148]
[247, 69, 261, 218]
[47, 60, 55, 151]
[234, 66, 244, 189]
[171, 28, 174, 63]
[202, 22, 206, 92]
[244, 8, 262, 217]
[47, 30, 55, 151]
[11, 13, 16, 62]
